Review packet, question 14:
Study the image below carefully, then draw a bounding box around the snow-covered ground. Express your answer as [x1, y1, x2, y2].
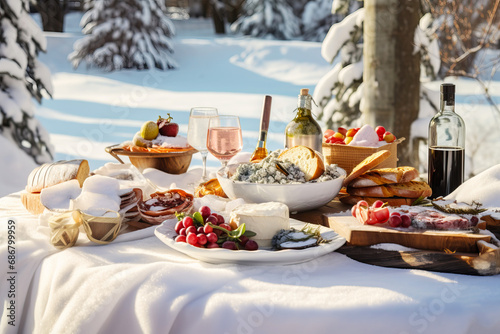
[1, 12, 499, 197]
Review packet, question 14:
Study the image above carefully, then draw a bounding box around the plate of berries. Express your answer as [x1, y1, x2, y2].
[154, 206, 346, 265]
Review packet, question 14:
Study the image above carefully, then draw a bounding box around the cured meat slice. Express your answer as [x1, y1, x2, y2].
[138, 189, 194, 225]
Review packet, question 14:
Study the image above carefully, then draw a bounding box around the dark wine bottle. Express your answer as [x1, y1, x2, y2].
[428, 83, 466, 198]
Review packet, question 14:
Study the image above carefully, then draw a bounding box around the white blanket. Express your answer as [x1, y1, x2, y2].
[1, 168, 500, 334]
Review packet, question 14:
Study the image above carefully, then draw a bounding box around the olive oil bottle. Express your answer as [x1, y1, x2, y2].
[285, 88, 322, 152]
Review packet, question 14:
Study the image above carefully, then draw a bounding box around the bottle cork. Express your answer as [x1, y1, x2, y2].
[300, 88, 309, 96]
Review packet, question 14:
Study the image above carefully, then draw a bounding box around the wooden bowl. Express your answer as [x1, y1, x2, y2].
[105, 145, 197, 174]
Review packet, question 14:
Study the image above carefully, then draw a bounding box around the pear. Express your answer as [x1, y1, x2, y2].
[140, 121, 159, 140]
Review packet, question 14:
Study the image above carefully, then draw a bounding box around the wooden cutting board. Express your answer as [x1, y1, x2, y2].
[327, 215, 491, 253]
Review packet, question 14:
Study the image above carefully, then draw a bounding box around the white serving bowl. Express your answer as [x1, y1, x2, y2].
[217, 164, 346, 212]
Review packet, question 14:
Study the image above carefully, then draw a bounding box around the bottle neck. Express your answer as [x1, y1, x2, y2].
[298, 95, 312, 114]
[441, 102, 455, 114]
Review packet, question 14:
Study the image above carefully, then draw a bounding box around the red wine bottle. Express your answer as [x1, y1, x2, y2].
[428, 84, 466, 198]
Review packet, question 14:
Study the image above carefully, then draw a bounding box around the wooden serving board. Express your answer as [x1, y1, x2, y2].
[327, 215, 491, 253]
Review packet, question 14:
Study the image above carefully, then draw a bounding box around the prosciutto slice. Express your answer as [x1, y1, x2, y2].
[138, 189, 194, 225]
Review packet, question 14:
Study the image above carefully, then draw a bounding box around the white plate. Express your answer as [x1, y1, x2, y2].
[154, 218, 346, 265]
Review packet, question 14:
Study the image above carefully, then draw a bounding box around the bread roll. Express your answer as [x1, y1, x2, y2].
[279, 146, 324, 181]
[348, 166, 419, 188]
[347, 180, 432, 198]
[26, 160, 89, 193]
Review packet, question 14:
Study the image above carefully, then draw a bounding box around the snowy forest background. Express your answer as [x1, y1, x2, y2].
[0, 0, 499, 197]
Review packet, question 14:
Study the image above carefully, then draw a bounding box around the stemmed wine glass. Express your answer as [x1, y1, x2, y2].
[207, 115, 243, 169]
[187, 107, 218, 181]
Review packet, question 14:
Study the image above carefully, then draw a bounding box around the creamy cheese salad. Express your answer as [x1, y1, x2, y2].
[231, 150, 342, 184]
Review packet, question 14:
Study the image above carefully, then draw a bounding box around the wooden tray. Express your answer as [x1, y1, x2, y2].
[291, 200, 500, 275]
[327, 215, 490, 253]
[105, 144, 197, 174]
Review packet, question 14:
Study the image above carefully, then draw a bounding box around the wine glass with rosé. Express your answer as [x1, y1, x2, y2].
[207, 115, 243, 169]
[187, 107, 218, 181]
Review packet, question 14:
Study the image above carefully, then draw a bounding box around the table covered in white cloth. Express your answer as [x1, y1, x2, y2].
[1, 169, 500, 334]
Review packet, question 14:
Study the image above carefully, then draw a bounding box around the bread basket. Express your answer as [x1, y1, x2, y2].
[322, 138, 404, 175]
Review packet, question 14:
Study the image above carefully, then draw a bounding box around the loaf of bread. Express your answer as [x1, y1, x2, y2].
[278, 146, 324, 181]
[26, 160, 89, 193]
[347, 180, 432, 198]
[348, 166, 419, 188]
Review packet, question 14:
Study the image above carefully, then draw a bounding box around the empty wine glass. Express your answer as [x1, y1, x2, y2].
[207, 115, 243, 168]
[187, 107, 218, 181]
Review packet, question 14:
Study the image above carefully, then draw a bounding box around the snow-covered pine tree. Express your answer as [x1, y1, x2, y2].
[231, 0, 300, 40]
[0, 0, 54, 164]
[301, 0, 362, 42]
[313, 3, 365, 129]
[314, 0, 440, 130]
[70, 0, 177, 71]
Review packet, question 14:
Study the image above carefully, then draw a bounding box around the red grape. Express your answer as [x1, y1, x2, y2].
[175, 235, 186, 243]
[197, 233, 208, 245]
[400, 214, 411, 228]
[244, 240, 258, 251]
[206, 232, 218, 243]
[182, 216, 194, 228]
[216, 214, 225, 225]
[175, 221, 184, 234]
[179, 228, 187, 236]
[205, 215, 218, 225]
[186, 226, 197, 235]
[186, 233, 198, 245]
[199, 206, 211, 219]
[239, 235, 249, 246]
[203, 224, 213, 234]
[206, 242, 220, 249]
[222, 241, 237, 250]
[390, 211, 401, 217]
[219, 223, 232, 231]
[197, 226, 204, 234]
[388, 215, 402, 227]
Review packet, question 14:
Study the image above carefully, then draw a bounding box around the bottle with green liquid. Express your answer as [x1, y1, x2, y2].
[284, 88, 323, 152]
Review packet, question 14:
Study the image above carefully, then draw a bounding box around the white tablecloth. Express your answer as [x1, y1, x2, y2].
[1, 190, 500, 334]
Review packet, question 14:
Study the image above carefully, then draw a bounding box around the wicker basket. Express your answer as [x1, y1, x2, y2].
[322, 138, 404, 175]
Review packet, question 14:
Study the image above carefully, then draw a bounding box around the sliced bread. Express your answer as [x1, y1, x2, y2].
[339, 194, 416, 207]
[347, 180, 432, 198]
[349, 166, 419, 188]
[279, 145, 324, 181]
[343, 150, 391, 187]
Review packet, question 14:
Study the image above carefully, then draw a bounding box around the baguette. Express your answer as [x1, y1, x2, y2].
[339, 194, 416, 207]
[279, 145, 324, 181]
[343, 150, 391, 187]
[349, 166, 419, 188]
[26, 159, 89, 193]
[347, 180, 432, 198]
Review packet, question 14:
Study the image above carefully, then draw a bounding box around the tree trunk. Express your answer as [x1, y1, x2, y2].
[211, 1, 226, 34]
[36, 0, 65, 32]
[362, 0, 421, 166]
